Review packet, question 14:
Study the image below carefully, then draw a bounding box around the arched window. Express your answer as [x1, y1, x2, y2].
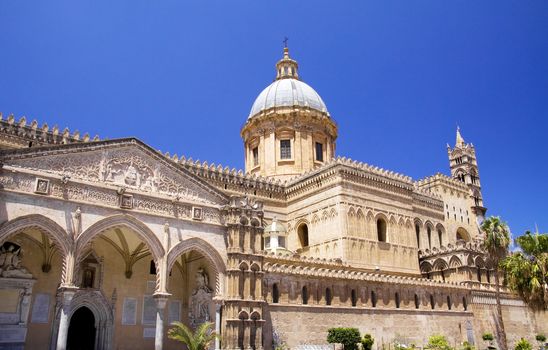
[414, 294, 420, 309]
[415, 224, 421, 248]
[371, 291, 377, 308]
[427, 226, 432, 249]
[430, 294, 435, 309]
[395, 293, 400, 308]
[272, 283, 279, 304]
[351, 289, 357, 307]
[302, 286, 308, 305]
[463, 296, 467, 311]
[476, 267, 482, 282]
[298, 224, 309, 248]
[447, 296, 452, 310]
[486, 270, 491, 284]
[325, 288, 332, 306]
[456, 228, 470, 242]
[438, 229, 443, 246]
[377, 218, 387, 242]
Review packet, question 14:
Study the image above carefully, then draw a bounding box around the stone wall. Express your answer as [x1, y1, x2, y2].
[265, 302, 546, 350]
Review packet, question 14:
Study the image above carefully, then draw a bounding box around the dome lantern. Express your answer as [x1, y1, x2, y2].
[275, 47, 299, 80]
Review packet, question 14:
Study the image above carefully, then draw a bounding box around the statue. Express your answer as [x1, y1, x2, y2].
[0, 244, 33, 279]
[189, 268, 213, 328]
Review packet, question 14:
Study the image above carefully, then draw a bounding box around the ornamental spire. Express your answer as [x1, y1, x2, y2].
[456, 126, 465, 147]
[275, 41, 299, 80]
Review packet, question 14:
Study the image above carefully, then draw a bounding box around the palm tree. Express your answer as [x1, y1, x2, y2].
[501, 231, 548, 310]
[481, 216, 511, 350]
[168, 321, 219, 350]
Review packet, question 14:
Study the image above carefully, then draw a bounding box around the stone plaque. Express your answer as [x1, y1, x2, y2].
[168, 300, 181, 324]
[0, 290, 20, 313]
[30, 293, 50, 323]
[143, 327, 156, 338]
[122, 297, 137, 325]
[142, 295, 156, 325]
[0, 326, 27, 343]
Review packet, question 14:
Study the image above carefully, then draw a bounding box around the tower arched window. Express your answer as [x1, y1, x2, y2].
[427, 226, 432, 249]
[395, 292, 400, 308]
[298, 224, 309, 248]
[415, 224, 421, 248]
[438, 229, 443, 246]
[447, 296, 452, 310]
[463, 296, 468, 311]
[272, 283, 279, 304]
[414, 294, 420, 309]
[377, 218, 387, 242]
[430, 294, 435, 309]
[371, 291, 377, 308]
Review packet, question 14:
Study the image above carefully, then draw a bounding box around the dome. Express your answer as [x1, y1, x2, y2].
[248, 78, 329, 119]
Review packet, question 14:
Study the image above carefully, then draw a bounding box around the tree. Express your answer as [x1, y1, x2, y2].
[501, 231, 548, 310]
[168, 321, 219, 350]
[327, 328, 361, 350]
[481, 216, 511, 350]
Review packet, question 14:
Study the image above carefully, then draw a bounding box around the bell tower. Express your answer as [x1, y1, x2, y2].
[447, 127, 486, 219]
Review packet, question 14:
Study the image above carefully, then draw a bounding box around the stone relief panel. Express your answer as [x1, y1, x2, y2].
[4, 144, 225, 206]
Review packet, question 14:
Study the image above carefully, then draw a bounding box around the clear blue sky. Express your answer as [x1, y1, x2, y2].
[1, 1, 547, 237]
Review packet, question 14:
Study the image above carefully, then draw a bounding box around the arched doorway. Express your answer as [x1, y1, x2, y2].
[67, 307, 96, 350]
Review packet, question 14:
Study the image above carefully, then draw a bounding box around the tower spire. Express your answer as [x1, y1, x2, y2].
[456, 126, 465, 147]
[275, 42, 299, 80]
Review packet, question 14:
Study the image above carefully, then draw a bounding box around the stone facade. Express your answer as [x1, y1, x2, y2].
[0, 47, 545, 350]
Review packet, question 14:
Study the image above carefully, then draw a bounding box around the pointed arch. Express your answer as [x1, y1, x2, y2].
[168, 237, 226, 272]
[77, 214, 164, 261]
[0, 214, 72, 256]
[449, 256, 462, 268]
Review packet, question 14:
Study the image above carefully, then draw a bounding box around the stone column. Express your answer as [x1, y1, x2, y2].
[56, 287, 77, 350]
[154, 294, 170, 350]
[215, 303, 222, 350]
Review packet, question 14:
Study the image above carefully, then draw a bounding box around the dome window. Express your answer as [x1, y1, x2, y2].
[315, 142, 324, 162]
[280, 139, 291, 159]
[252, 146, 259, 167]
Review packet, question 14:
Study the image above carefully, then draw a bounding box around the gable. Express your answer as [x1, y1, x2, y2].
[0, 138, 227, 206]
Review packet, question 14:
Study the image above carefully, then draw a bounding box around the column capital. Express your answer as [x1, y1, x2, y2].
[153, 292, 171, 309]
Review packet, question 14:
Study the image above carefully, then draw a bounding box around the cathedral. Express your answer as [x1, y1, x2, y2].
[0, 47, 545, 350]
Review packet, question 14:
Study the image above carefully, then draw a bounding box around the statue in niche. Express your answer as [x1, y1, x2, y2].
[124, 163, 139, 186]
[189, 267, 213, 328]
[0, 243, 33, 279]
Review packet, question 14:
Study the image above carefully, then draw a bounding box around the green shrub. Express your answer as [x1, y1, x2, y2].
[515, 338, 532, 350]
[327, 328, 361, 350]
[426, 334, 453, 350]
[461, 341, 475, 350]
[362, 334, 374, 350]
[482, 333, 495, 342]
[536, 335, 546, 343]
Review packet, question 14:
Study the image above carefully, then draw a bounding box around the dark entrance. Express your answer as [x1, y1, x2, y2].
[67, 307, 96, 350]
